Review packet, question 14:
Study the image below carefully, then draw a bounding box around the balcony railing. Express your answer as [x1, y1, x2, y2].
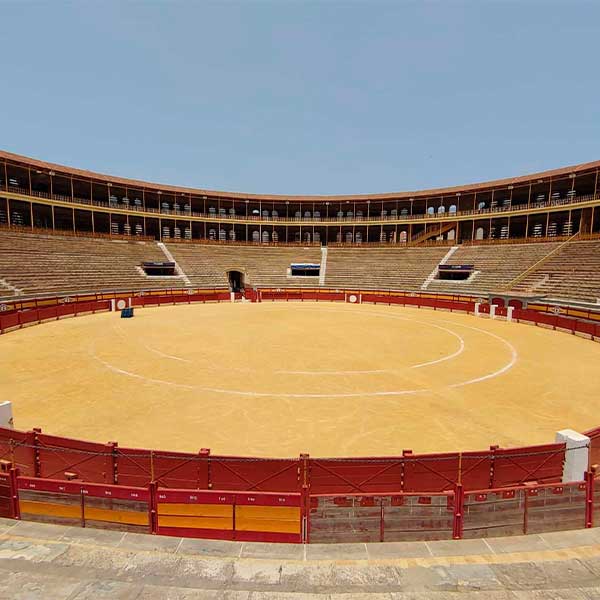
[2, 184, 598, 225]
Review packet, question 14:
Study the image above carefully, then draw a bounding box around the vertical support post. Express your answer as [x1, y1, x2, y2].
[80, 488, 86, 528]
[489, 445, 499, 489]
[107, 442, 118, 485]
[380, 499, 385, 542]
[523, 490, 529, 535]
[585, 467, 595, 528]
[401, 450, 413, 492]
[453, 485, 464, 539]
[32, 428, 42, 478]
[148, 480, 158, 534]
[200, 448, 211, 489]
[9, 467, 20, 520]
[300, 453, 310, 543]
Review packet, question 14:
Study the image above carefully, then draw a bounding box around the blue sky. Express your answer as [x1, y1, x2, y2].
[1, 1, 599, 195]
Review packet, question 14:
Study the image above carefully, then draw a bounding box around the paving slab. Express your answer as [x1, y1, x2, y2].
[240, 541, 304, 560]
[490, 561, 552, 590]
[426, 538, 493, 557]
[366, 542, 430, 559]
[5, 519, 69, 541]
[69, 579, 143, 599]
[539, 527, 600, 550]
[484, 534, 551, 554]
[118, 531, 183, 553]
[306, 543, 369, 561]
[177, 537, 242, 558]
[0, 569, 81, 600]
[331, 563, 402, 590]
[59, 526, 126, 547]
[511, 589, 599, 600]
[429, 564, 504, 592]
[0, 538, 69, 563]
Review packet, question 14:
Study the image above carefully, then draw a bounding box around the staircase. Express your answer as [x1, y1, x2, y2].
[0, 277, 22, 297]
[319, 246, 328, 286]
[411, 223, 455, 244]
[421, 246, 459, 290]
[504, 233, 579, 292]
[157, 242, 192, 286]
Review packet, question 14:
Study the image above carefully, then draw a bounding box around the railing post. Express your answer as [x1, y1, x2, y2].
[300, 453, 310, 543]
[489, 445, 499, 489]
[148, 481, 158, 534]
[453, 484, 464, 539]
[200, 448, 211, 489]
[585, 467, 595, 528]
[9, 467, 20, 520]
[107, 442, 118, 485]
[32, 428, 42, 478]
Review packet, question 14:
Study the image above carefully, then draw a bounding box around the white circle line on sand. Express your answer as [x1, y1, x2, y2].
[90, 305, 517, 398]
[111, 320, 192, 363]
[437, 319, 519, 388]
[111, 303, 466, 375]
[249, 306, 467, 374]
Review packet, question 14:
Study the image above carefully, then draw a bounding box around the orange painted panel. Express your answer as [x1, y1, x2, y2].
[158, 515, 233, 530]
[157, 503, 233, 518]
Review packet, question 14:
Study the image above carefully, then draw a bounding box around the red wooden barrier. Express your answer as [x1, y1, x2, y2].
[155, 488, 302, 543]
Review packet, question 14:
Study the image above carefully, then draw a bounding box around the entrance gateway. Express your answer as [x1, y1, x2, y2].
[227, 270, 244, 292]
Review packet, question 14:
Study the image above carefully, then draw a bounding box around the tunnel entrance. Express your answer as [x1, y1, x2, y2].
[227, 270, 244, 292]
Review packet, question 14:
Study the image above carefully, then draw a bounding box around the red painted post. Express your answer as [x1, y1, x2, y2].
[80, 488, 86, 528]
[453, 485, 464, 539]
[585, 468, 595, 528]
[200, 448, 210, 489]
[9, 467, 20, 520]
[300, 453, 310, 543]
[401, 450, 413, 492]
[107, 442, 118, 484]
[380, 499, 385, 542]
[489, 445, 499, 489]
[148, 481, 158, 534]
[32, 428, 42, 478]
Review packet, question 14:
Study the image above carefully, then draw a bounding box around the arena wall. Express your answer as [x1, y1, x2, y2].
[0, 287, 599, 543]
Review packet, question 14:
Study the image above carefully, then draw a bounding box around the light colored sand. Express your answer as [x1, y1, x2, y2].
[1, 302, 599, 457]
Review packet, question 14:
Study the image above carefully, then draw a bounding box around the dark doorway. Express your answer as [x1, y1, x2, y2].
[228, 270, 244, 292]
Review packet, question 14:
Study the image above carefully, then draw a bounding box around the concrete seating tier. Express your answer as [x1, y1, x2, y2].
[324, 246, 450, 290]
[0, 231, 179, 298]
[166, 243, 323, 288]
[511, 240, 600, 303]
[427, 242, 561, 294]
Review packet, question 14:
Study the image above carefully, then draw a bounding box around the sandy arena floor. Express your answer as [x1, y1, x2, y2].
[1, 301, 600, 457]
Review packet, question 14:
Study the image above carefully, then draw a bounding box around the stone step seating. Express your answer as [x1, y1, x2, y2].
[324, 246, 450, 290]
[427, 242, 561, 293]
[166, 243, 323, 288]
[0, 231, 179, 298]
[512, 240, 600, 302]
[1, 517, 600, 599]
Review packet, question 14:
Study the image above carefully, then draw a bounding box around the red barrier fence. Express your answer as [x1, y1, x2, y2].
[1, 286, 600, 542]
[0, 427, 567, 494]
[0, 466, 594, 543]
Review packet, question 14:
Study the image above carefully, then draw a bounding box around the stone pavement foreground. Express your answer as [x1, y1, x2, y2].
[0, 518, 599, 599]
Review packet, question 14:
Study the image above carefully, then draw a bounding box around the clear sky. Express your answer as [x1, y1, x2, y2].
[1, 1, 599, 195]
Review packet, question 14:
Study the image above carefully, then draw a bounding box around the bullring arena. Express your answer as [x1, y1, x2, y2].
[2, 151, 600, 595]
[2, 300, 600, 457]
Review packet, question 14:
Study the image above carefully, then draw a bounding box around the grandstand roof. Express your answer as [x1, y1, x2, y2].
[1, 149, 599, 203]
